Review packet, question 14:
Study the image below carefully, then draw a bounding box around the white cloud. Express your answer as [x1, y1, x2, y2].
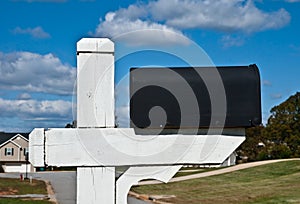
[95, 11, 189, 46]
[116, 105, 129, 127]
[221, 35, 245, 48]
[285, 0, 300, 2]
[270, 93, 282, 99]
[0, 51, 76, 95]
[263, 80, 272, 87]
[12, 26, 51, 39]
[149, 0, 290, 33]
[115, 80, 130, 127]
[17, 93, 32, 100]
[94, 0, 290, 46]
[0, 98, 72, 119]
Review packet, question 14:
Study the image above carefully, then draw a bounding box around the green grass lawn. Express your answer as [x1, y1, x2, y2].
[0, 178, 52, 204]
[0, 178, 47, 195]
[132, 160, 300, 204]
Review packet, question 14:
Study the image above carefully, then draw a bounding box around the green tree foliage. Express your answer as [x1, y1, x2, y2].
[238, 92, 300, 161]
[238, 125, 267, 161]
[65, 120, 77, 128]
[265, 92, 300, 158]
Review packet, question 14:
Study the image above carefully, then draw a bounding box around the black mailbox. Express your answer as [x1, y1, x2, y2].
[130, 64, 261, 134]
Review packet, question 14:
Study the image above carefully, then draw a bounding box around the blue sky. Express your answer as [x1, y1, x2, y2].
[0, 0, 299, 132]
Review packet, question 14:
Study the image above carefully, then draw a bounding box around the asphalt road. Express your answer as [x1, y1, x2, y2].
[0, 171, 149, 204]
[34, 171, 76, 204]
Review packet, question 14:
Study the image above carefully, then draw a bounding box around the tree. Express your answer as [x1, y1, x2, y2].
[265, 92, 300, 158]
[65, 120, 77, 128]
[238, 125, 268, 161]
[238, 92, 300, 161]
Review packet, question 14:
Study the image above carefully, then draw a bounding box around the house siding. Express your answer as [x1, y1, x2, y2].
[0, 133, 34, 173]
[0, 142, 20, 162]
[1, 163, 35, 173]
[11, 136, 28, 161]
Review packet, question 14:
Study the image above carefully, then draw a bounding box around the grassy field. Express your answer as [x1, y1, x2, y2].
[132, 160, 300, 204]
[0, 178, 52, 204]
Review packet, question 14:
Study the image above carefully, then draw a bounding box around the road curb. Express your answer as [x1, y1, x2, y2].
[45, 180, 58, 203]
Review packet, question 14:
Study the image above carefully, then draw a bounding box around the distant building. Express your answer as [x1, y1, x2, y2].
[184, 151, 238, 168]
[220, 151, 238, 167]
[0, 132, 35, 173]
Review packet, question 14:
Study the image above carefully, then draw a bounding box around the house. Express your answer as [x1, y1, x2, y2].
[220, 151, 238, 167]
[183, 151, 238, 168]
[0, 132, 35, 173]
[198, 152, 238, 168]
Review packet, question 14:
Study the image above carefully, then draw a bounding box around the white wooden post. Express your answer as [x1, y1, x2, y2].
[77, 167, 115, 204]
[76, 38, 115, 204]
[77, 38, 115, 128]
[29, 38, 246, 204]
